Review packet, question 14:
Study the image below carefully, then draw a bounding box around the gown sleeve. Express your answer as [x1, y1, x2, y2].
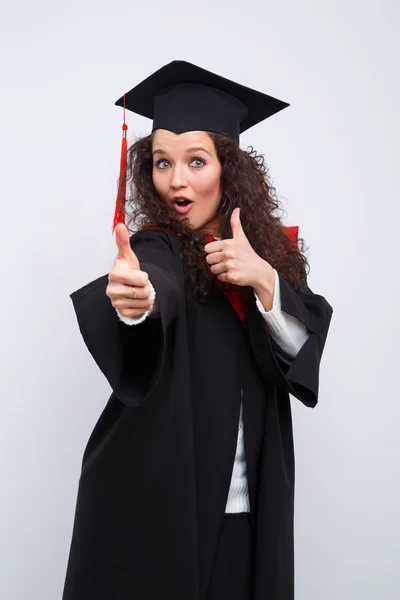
[70, 230, 180, 408]
[247, 272, 333, 408]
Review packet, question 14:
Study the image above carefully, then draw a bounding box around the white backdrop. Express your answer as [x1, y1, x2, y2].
[1, 1, 399, 598]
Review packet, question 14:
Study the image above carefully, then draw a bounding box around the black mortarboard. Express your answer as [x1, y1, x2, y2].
[112, 60, 289, 231]
[115, 60, 289, 142]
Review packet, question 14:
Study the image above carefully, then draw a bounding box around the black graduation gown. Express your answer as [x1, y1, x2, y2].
[62, 229, 332, 600]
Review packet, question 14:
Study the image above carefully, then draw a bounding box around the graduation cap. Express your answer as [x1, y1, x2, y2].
[112, 60, 289, 231]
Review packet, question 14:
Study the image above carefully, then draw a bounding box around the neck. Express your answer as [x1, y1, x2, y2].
[200, 215, 221, 238]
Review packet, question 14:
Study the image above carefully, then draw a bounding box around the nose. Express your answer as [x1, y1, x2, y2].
[170, 164, 188, 190]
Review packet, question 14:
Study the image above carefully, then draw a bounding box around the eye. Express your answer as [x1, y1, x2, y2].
[190, 158, 206, 168]
[155, 159, 170, 169]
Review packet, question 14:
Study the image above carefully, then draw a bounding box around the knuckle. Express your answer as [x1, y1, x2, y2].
[106, 285, 115, 300]
[133, 273, 146, 287]
[227, 270, 236, 284]
[108, 270, 120, 283]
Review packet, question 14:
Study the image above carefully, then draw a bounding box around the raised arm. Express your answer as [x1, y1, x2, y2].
[70, 228, 181, 407]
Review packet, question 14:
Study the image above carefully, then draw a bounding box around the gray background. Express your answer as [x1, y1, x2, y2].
[1, 1, 399, 598]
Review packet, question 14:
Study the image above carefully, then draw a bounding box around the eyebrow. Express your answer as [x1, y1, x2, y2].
[152, 146, 212, 157]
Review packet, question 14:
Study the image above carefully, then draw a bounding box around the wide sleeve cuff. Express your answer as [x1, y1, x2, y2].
[248, 273, 333, 407]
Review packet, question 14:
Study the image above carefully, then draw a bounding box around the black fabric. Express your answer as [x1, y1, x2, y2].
[115, 60, 289, 141]
[63, 228, 333, 600]
[207, 514, 253, 600]
[153, 83, 247, 142]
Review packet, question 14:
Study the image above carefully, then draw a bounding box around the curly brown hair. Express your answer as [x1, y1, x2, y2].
[123, 132, 309, 300]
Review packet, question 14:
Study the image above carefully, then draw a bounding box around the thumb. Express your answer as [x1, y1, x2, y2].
[230, 207, 245, 239]
[115, 223, 140, 270]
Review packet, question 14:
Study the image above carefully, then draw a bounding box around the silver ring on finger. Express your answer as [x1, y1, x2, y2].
[132, 286, 137, 299]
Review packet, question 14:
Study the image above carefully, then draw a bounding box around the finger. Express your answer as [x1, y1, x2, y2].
[108, 283, 151, 300]
[206, 251, 225, 266]
[113, 298, 154, 310]
[204, 240, 224, 254]
[115, 223, 140, 270]
[210, 262, 229, 276]
[109, 269, 149, 288]
[217, 272, 239, 285]
[230, 207, 244, 239]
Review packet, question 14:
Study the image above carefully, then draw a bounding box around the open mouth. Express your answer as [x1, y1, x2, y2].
[172, 198, 194, 215]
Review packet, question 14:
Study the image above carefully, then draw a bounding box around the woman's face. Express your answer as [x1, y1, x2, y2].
[152, 129, 223, 236]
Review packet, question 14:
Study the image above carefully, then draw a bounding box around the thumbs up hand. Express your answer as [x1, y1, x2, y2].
[115, 222, 140, 270]
[106, 223, 154, 319]
[230, 206, 246, 240]
[205, 208, 275, 290]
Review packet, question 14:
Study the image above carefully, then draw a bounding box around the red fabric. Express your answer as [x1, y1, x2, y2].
[284, 225, 299, 244]
[112, 96, 128, 232]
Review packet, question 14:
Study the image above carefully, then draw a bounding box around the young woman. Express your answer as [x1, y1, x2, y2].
[63, 61, 333, 600]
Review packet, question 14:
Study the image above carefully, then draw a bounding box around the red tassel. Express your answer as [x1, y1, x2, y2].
[112, 95, 128, 233]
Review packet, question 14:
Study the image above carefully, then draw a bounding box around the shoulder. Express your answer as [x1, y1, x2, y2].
[129, 228, 182, 257]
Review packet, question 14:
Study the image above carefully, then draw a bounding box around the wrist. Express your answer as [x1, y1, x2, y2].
[253, 261, 276, 312]
[253, 260, 275, 295]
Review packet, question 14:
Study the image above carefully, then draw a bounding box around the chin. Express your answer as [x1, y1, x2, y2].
[176, 215, 196, 230]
